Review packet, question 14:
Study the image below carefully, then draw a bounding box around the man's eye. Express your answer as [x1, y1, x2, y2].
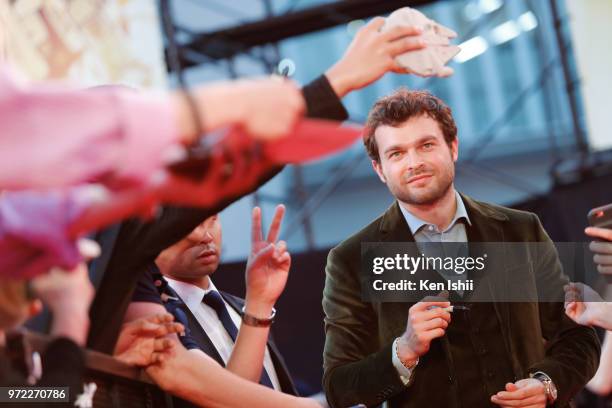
[389, 151, 401, 158]
[422, 143, 434, 149]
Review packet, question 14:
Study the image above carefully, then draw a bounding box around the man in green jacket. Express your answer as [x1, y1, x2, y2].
[322, 88, 600, 408]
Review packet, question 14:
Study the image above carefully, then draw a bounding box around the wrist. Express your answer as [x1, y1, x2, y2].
[170, 92, 198, 145]
[592, 302, 612, 327]
[51, 310, 89, 346]
[193, 82, 243, 132]
[50, 300, 90, 319]
[243, 298, 274, 319]
[324, 63, 353, 98]
[397, 336, 419, 365]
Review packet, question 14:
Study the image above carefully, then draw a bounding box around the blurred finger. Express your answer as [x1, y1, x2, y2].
[421, 308, 452, 323]
[390, 61, 411, 74]
[151, 352, 164, 365]
[266, 204, 286, 243]
[154, 338, 173, 352]
[128, 315, 175, 336]
[598, 264, 612, 275]
[148, 313, 174, 324]
[564, 301, 576, 314]
[495, 388, 528, 401]
[593, 254, 612, 266]
[274, 252, 291, 266]
[417, 317, 448, 331]
[423, 327, 446, 340]
[506, 382, 518, 392]
[134, 321, 168, 337]
[590, 240, 612, 255]
[365, 17, 386, 32]
[275, 240, 287, 254]
[586, 227, 612, 241]
[170, 322, 184, 334]
[251, 207, 263, 243]
[382, 25, 423, 42]
[412, 300, 451, 311]
[386, 37, 425, 56]
[77, 238, 101, 261]
[436, 66, 455, 77]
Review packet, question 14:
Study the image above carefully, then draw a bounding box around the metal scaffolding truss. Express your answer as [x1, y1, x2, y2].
[163, 0, 435, 71]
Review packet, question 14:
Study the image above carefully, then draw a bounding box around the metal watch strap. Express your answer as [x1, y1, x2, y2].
[241, 306, 276, 327]
[531, 372, 558, 404]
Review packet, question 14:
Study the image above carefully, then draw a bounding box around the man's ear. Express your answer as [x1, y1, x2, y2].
[372, 160, 387, 183]
[450, 137, 459, 162]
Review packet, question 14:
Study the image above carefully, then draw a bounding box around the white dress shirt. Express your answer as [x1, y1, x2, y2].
[165, 277, 282, 391]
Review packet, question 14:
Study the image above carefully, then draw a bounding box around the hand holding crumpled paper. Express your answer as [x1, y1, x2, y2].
[382, 7, 460, 77]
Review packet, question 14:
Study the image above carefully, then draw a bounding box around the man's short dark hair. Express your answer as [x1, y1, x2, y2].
[364, 88, 457, 162]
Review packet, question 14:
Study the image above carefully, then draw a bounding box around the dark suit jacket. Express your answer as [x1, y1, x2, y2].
[88, 75, 349, 352]
[322, 194, 600, 408]
[160, 281, 298, 396]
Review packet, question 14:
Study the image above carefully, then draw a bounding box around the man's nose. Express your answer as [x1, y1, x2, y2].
[404, 149, 425, 170]
[200, 231, 214, 244]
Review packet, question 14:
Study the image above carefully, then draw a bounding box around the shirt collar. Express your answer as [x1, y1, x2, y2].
[399, 190, 472, 234]
[164, 276, 219, 308]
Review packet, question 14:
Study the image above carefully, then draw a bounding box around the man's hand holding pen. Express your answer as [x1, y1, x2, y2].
[397, 299, 452, 365]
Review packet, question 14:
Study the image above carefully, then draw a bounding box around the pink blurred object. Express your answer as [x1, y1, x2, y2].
[0, 65, 179, 190]
[0, 116, 362, 279]
[0, 188, 101, 278]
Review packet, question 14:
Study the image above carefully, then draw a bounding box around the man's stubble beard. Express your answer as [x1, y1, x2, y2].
[389, 162, 455, 206]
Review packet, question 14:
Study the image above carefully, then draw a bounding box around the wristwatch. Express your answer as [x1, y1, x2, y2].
[531, 371, 558, 404]
[241, 306, 276, 327]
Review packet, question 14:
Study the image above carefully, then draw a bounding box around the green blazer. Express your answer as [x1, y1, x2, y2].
[322, 194, 600, 408]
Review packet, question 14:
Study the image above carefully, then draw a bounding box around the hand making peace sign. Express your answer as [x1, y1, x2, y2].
[245, 204, 291, 317]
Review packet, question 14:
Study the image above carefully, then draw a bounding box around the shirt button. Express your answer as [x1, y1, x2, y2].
[428, 225, 435, 231]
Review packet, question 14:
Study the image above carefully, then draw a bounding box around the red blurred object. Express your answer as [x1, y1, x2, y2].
[263, 118, 363, 163]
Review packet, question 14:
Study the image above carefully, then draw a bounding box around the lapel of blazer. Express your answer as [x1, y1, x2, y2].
[460, 193, 508, 304]
[378, 201, 414, 243]
[376, 202, 429, 334]
[460, 194, 524, 378]
[162, 281, 226, 366]
[220, 292, 298, 396]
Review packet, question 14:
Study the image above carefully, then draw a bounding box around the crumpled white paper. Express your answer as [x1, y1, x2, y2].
[382, 7, 460, 77]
